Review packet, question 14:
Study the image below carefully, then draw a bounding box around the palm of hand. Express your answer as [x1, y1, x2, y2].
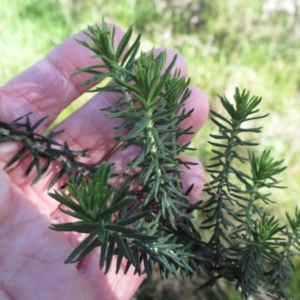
[0, 25, 208, 300]
[0, 170, 148, 300]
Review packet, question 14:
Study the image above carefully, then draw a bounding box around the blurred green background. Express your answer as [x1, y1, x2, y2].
[1, 0, 300, 299]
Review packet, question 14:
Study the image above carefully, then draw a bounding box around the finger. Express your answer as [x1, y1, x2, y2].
[0, 24, 125, 166]
[0, 24, 125, 127]
[48, 48, 192, 160]
[0, 171, 11, 222]
[7, 48, 190, 175]
[178, 86, 209, 143]
[179, 156, 205, 205]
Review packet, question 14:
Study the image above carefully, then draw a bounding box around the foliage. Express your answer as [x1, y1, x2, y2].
[1, 17, 300, 299]
[200, 90, 300, 298]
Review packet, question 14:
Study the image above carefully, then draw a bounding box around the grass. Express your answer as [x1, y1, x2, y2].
[1, 0, 300, 298]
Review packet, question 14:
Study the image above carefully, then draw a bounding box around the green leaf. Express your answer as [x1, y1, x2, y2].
[99, 224, 109, 269]
[104, 237, 116, 274]
[105, 224, 138, 235]
[49, 190, 84, 213]
[113, 233, 135, 264]
[116, 210, 151, 226]
[97, 197, 132, 221]
[151, 53, 176, 101]
[122, 34, 141, 69]
[65, 229, 99, 263]
[127, 138, 151, 169]
[5, 146, 27, 169]
[50, 221, 97, 233]
[120, 114, 151, 141]
[115, 25, 133, 61]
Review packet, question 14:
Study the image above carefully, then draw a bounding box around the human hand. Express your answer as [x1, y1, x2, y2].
[0, 24, 209, 300]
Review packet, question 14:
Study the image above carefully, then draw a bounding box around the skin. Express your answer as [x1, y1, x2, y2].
[0, 24, 209, 300]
